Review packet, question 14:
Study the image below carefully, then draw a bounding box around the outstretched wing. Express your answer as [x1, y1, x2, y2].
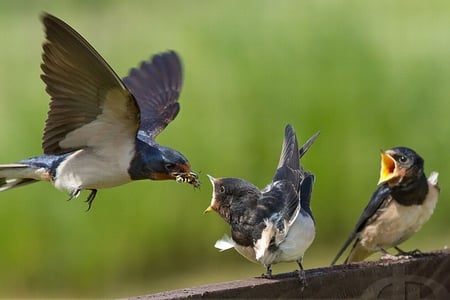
[331, 184, 391, 265]
[123, 51, 182, 143]
[41, 13, 139, 155]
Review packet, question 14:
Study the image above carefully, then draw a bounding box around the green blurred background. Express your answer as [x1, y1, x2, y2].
[0, 0, 449, 298]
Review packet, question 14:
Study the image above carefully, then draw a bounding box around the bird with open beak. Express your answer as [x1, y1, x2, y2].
[331, 147, 439, 265]
[0, 13, 199, 210]
[205, 125, 319, 284]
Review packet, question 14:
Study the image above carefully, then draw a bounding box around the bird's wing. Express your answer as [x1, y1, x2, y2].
[41, 13, 139, 155]
[273, 125, 318, 224]
[122, 51, 182, 143]
[299, 131, 320, 159]
[261, 181, 299, 231]
[276, 124, 300, 171]
[331, 184, 391, 265]
[299, 172, 315, 221]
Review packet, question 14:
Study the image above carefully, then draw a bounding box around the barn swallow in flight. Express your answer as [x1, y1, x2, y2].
[205, 125, 319, 283]
[331, 147, 439, 265]
[0, 13, 199, 210]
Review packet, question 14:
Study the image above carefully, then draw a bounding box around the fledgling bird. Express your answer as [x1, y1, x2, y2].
[331, 147, 439, 265]
[0, 13, 199, 210]
[205, 125, 319, 283]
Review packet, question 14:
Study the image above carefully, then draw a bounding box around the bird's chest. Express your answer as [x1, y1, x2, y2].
[360, 189, 439, 250]
[53, 147, 133, 191]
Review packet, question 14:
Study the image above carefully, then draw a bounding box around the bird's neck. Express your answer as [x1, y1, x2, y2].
[391, 174, 428, 206]
[128, 139, 161, 180]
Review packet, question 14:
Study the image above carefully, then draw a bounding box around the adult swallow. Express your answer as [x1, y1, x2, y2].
[0, 13, 199, 210]
[331, 147, 439, 265]
[205, 125, 319, 283]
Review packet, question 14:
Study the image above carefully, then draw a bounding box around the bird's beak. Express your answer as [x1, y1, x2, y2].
[207, 174, 216, 184]
[204, 206, 214, 214]
[204, 175, 217, 214]
[378, 150, 397, 185]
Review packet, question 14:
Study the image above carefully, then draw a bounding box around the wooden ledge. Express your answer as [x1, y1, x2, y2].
[125, 250, 450, 299]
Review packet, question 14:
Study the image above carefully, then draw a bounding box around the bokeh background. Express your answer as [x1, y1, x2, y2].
[0, 0, 449, 298]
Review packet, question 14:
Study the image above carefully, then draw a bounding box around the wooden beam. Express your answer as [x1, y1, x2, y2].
[125, 250, 450, 299]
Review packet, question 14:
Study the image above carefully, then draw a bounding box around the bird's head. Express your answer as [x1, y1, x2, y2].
[378, 147, 424, 186]
[204, 175, 260, 223]
[130, 142, 200, 188]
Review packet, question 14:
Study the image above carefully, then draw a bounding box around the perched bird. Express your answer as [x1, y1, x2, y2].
[0, 13, 199, 210]
[205, 125, 319, 282]
[331, 147, 439, 265]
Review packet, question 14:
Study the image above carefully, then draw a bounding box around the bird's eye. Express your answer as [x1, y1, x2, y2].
[219, 185, 226, 193]
[398, 156, 408, 163]
[165, 163, 176, 170]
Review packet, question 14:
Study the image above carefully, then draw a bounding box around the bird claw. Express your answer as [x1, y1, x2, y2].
[297, 259, 307, 291]
[261, 265, 272, 279]
[298, 269, 307, 288]
[68, 189, 81, 201]
[395, 247, 422, 257]
[175, 172, 201, 188]
[381, 253, 412, 261]
[85, 189, 97, 212]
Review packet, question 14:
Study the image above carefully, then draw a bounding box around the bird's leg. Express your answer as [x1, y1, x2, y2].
[296, 257, 307, 289]
[394, 246, 422, 256]
[85, 189, 97, 211]
[262, 264, 272, 279]
[68, 189, 81, 201]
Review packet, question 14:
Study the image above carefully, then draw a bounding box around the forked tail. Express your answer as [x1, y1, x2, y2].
[0, 164, 40, 192]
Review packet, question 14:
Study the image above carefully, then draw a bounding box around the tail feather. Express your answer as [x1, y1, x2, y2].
[0, 164, 41, 192]
[0, 178, 38, 191]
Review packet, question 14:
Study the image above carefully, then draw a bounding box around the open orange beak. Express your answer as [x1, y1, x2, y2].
[378, 150, 397, 185]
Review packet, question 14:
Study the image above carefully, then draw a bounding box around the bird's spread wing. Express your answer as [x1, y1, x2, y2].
[41, 13, 139, 155]
[331, 184, 391, 265]
[122, 51, 182, 143]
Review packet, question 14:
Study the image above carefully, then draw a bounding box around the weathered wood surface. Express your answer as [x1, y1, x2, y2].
[126, 250, 450, 299]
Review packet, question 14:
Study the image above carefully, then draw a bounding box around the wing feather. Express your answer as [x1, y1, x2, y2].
[40, 13, 139, 154]
[123, 51, 182, 142]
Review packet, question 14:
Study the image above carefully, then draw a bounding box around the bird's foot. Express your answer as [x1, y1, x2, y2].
[261, 265, 272, 279]
[395, 247, 423, 257]
[68, 189, 81, 201]
[380, 253, 399, 260]
[85, 189, 97, 211]
[381, 253, 412, 261]
[297, 259, 307, 291]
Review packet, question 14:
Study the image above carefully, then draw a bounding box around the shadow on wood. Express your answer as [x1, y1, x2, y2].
[126, 250, 450, 299]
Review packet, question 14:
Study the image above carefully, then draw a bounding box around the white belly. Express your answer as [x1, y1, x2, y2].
[257, 214, 315, 266]
[53, 146, 134, 193]
[360, 182, 439, 251]
[275, 213, 315, 263]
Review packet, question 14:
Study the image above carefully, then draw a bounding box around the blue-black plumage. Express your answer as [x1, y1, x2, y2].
[205, 125, 319, 285]
[0, 13, 199, 210]
[331, 147, 439, 265]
